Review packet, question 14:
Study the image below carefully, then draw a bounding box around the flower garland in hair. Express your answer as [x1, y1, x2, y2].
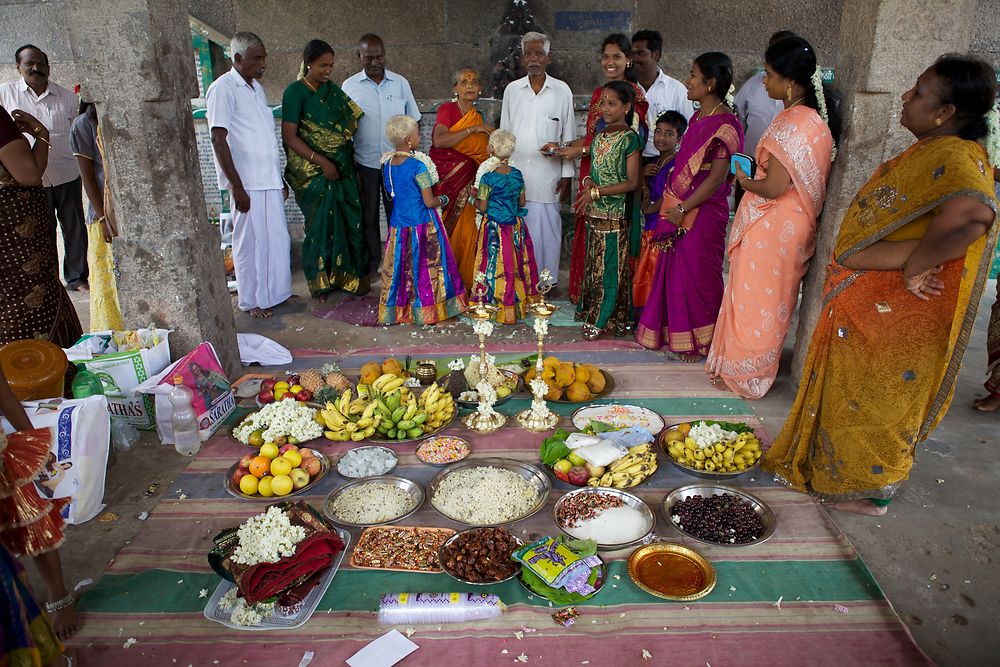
[811, 67, 837, 162]
[724, 84, 736, 109]
[985, 104, 1000, 169]
[472, 156, 516, 228]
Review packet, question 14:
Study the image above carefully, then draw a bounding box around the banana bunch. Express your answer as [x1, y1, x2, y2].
[417, 382, 456, 430]
[587, 443, 658, 489]
[320, 387, 383, 442]
[372, 384, 433, 440]
[664, 432, 762, 472]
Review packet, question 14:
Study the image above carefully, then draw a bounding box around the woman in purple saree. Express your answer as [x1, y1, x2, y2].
[636, 53, 743, 358]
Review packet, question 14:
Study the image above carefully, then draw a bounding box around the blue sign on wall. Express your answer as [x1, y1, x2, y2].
[555, 11, 631, 32]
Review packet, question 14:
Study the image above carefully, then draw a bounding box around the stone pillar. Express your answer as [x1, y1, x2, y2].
[791, 0, 979, 382]
[63, 0, 241, 376]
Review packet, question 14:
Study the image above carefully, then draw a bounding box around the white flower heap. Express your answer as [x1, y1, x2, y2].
[688, 422, 739, 450]
[233, 401, 323, 444]
[447, 358, 466, 372]
[220, 588, 275, 627]
[472, 318, 495, 338]
[231, 506, 307, 567]
[528, 377, 551, 418]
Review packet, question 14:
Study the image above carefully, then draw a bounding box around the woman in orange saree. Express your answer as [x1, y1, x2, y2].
[429, 69, 491, 291]
[762, 55, 999, 515]
[707, 38, 837, 398]
[551, 34, 648, 304]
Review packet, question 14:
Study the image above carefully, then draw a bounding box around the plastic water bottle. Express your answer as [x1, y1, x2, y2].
[169, 375, 201, 456]
[71, 367, 104, 398]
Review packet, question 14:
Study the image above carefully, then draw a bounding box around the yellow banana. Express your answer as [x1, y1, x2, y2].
[598, 471, 613, 486]
[338, 389, 352, 414]
[324, 429, 349, 441]
[381, 377, 406, 394]
[350, 430, 366, 442]
[361, 401, 378, 421]
[371, 373, 396, 391]
[361, 424, 376, 438]
[344, 422, 358, 433]
[356, 417, 373, 429]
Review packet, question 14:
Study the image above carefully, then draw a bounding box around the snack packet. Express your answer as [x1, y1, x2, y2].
[513, 537, 601, 596]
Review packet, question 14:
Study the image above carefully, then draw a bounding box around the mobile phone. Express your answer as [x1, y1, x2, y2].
[731, 153, 756, 178]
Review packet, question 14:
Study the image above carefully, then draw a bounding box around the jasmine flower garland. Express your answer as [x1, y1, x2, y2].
[811, 67, 837, 162]
[472, 157, 517, 228]
[231, 506, 307, 566]
[985, 104, 1000, 169]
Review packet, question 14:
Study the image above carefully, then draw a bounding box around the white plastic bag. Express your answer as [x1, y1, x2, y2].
[2, 396, 111, 525]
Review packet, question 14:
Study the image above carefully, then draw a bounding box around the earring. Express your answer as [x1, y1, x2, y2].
[786, 85, 793, 103]
[627, 61, 633, 68]
[934, 118, 942, 126]
[406, 139, 413, 150]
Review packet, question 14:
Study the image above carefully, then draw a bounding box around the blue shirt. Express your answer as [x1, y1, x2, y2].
[342, 69, 420, 169]
[383, 157, 435, 228]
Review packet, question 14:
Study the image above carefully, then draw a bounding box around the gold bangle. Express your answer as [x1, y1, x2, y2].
[590, 186, 601, 200]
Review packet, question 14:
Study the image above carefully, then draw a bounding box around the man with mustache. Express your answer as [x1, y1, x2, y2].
[206, 32, 292, 319]
[0, 44, 89, 292]
[342, 33, 420, 274]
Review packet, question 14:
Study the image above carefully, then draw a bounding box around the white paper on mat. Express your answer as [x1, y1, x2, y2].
[237, 333, 293, 366]
[346, 629, 419, 667]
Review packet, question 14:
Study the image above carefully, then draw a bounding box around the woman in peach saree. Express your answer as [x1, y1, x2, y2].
[707, 38, 837, 398]
[429, 68, 491, 291]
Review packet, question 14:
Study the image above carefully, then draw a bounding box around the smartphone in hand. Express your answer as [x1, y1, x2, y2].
[731, 153, 757, 178]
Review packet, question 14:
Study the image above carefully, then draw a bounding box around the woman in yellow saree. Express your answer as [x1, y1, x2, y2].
[429, 69, 492, 291]
[763, 55, 999, 515]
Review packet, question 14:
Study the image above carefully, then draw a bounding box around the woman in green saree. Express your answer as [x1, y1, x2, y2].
[282, 40, 369, 301]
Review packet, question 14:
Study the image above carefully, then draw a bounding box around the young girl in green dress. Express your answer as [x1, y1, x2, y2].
[573, 80, 643, 339]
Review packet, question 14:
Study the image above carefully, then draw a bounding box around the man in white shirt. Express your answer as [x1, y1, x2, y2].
[342, 34, 421, 271]
[206, 32, 291, 319]
[630, 31, 694, 159]
[500, 31, 575, 286]
[0, 45, 88, 291]
[735, 31, 798, 158]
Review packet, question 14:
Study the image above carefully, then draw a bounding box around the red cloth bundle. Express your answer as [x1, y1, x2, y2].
[238, 530, 344, 605]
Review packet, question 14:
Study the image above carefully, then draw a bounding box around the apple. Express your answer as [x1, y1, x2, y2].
[281, 392, 297, 401]
[567, 466, 590, 486]
[231, 465, 250, 487]
[553, 459, 573, 475]
[238, 454, 255, 469]
[260, 378, 277, 392]
[296, 389, 313, 402]
[273, 435, 287, 446]
[279, 443, 299, 455]
[288, 375, 300, 386]
[585, 462, 606, 478]
[567, 452, 587, 467]
[289, 468, 310, 489]
[301, 457, 321, 476]
[554, 467, 570, 483]
[258, 389, 274, 404]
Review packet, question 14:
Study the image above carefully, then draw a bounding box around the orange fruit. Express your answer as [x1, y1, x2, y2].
[249, 455, 271, 478]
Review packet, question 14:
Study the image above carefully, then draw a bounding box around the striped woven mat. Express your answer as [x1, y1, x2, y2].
[72, 345, 929, 666]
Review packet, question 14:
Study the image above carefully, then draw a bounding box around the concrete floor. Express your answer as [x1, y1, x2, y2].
[49, 266, 999, 666]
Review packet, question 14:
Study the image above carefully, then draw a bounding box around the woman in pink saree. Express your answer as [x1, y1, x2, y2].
[636, 53, 743, 357]
[707, 37, 841, 398]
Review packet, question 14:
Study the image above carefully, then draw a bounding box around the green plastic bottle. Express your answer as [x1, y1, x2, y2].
[71, 367, 104, 398]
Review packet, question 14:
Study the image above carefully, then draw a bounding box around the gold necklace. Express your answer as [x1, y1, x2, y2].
[787, 97, 805, 109]
[702, 101, 725, 117]
[302, 77, 318, 92]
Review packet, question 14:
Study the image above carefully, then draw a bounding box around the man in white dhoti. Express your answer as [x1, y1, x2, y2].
[206, 32, 291, 318]
[500, 31, 575, 288]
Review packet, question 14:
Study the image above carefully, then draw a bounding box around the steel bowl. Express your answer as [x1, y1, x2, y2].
[427, 457, 551, 527]
[660, 483, 776, 547]
[658, 422, 761, 479]
[437, 369, 523, 408]
[438, 527, 524, 586]
[552, 487, 655, 551]
[323, 476, 424, 527]
[335, 446, 398, 479]
[223, 449, 330, 501]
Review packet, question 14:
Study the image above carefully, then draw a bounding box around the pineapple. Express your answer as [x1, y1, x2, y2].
[321, 362, 352, 392]
[298, 369, 324, 393]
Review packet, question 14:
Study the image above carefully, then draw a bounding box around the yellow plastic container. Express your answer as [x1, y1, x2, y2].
[0, 339, 68, 400]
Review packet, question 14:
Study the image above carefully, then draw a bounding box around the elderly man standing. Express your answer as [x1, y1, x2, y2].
[500, 31, 575, 287]
[342, 34, 420, 273]
[0, 44, 88, 291]
[206, 32, 291, 319]
[630, 30, 693, 159]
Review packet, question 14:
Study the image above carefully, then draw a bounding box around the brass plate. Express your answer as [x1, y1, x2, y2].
[627, 542, 716, 601]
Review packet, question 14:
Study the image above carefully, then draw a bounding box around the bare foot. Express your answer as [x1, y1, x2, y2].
[248, 307, 272, 318]
[48, 601, 79, 641]
[972, 394, 1000, 412]
[314, 293, 329, 304]
[677, 353, 704, 364]
[826, 499, 889, 516]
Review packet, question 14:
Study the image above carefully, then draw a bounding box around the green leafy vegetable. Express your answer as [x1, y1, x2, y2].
[539, 428, 571, 466]
[700, 420, 755, 434]
[585, 419, 617, 434]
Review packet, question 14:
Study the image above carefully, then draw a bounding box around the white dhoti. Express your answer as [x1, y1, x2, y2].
[524, 201, 562, 283]
[232, 189, 292, 311]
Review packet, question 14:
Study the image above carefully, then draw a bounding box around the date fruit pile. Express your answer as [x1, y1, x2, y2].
[441, 527, 520, 583]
